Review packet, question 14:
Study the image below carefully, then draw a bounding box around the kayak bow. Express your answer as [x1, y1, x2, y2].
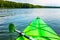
[9, 17, 60, 40]
[23, 17, 60, 40]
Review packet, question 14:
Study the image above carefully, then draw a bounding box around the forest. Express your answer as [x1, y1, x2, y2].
[0, 0, 43, 8]
[0, 0, 60, 8]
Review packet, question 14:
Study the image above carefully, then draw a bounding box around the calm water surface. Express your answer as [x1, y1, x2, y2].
[0, 8, 60, 40]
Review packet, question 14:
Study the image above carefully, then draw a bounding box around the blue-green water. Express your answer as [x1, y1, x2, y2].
[0, 8, 60, 40]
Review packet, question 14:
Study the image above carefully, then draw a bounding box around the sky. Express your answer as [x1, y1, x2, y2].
[8, 0, 60, 6]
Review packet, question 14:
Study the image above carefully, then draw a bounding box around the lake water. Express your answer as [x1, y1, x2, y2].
[0, 8, 60, 40]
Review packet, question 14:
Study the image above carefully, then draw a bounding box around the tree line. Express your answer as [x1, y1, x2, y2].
[0, 0, 60, 8]
[0, 1, 44, 8]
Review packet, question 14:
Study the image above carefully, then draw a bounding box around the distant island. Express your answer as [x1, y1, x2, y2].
[0, 0, 60, 8]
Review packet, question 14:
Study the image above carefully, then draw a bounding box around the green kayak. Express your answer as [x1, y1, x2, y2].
[16, 17, 60, 40]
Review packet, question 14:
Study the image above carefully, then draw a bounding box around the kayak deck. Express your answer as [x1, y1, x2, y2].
[16, 17, 60, 40]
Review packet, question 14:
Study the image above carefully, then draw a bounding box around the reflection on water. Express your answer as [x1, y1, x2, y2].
[0, 8, 60, 40]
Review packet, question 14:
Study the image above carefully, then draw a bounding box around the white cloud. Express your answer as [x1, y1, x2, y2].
[29, 0, 60, 6]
